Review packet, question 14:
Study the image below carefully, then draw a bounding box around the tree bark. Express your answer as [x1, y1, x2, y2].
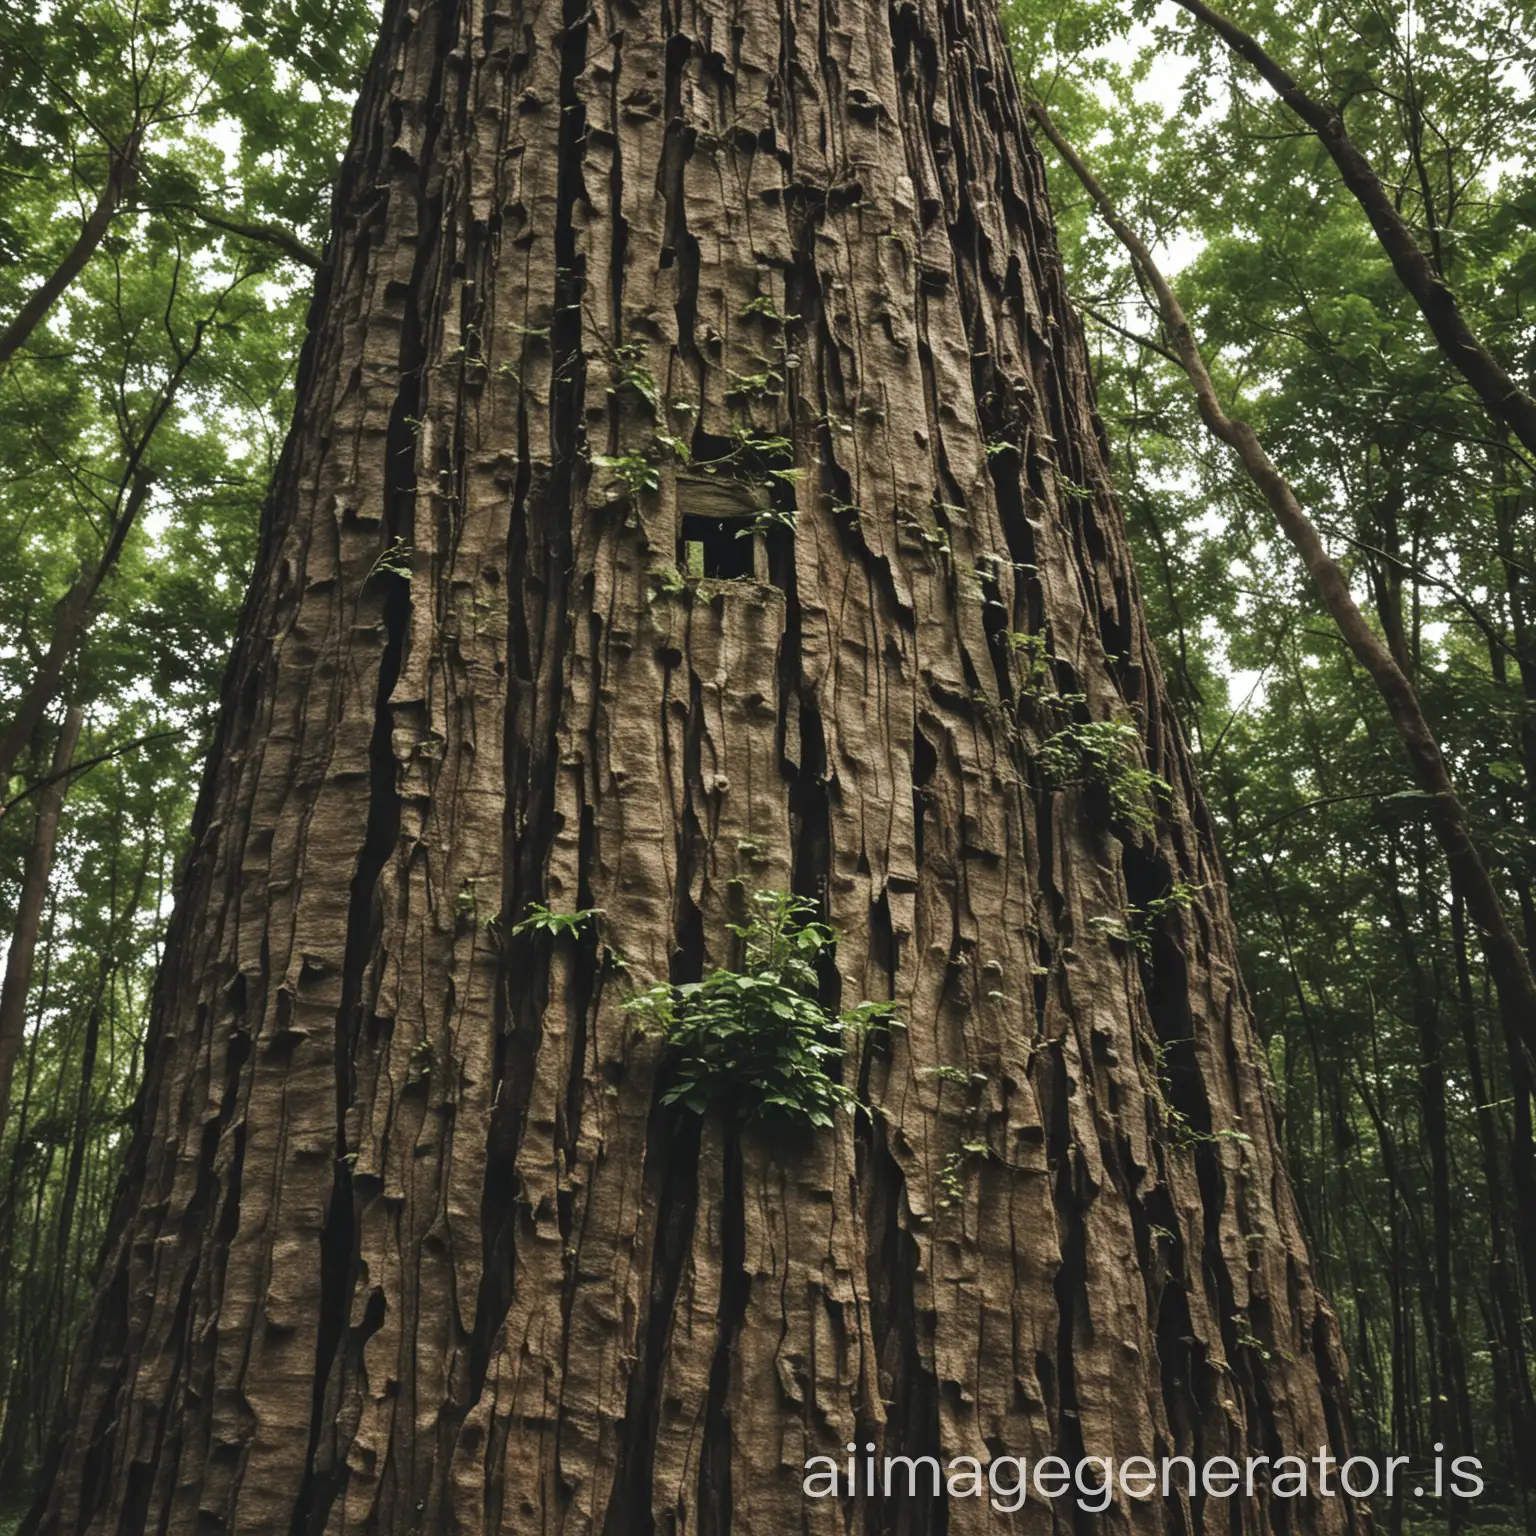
[36, 3, 1358, 1532]
[0, 705, 84, 1139]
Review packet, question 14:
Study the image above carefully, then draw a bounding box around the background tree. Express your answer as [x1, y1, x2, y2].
[0, 0, 373, 1511]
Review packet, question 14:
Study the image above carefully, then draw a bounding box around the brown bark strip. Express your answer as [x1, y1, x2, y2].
[0, 705, 84, 1139]
[1169, 0, 1536, 461]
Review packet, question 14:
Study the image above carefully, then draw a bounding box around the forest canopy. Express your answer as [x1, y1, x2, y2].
[0, 0, 1533, 1530]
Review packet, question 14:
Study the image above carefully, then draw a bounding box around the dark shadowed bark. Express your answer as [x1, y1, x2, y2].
[35, 2, 1359, 1532]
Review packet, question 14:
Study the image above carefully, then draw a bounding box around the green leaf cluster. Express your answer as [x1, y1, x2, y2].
[624, 890, 895, 1128]
[510, 902, 603, 940]
[1036, 719, 1170, 831]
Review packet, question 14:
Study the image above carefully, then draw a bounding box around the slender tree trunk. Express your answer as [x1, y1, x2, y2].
[1167, 0, 1536, 461]
[0, 891, 54, 1463]
[0, 130, 144, 370]
[1387, 1197, 1409, 1536]
[49, 997, 101, 1360]
[0, 998, 75, 1489]
[34, 3, 1359, 1531]
[0, 481, 148, 808]
[37, 808, 147, 1423]
[1402, 835, 1471, 1530]
[1491, 458, 1536, 958]
[0, 707, 84, 1138]
[1450, 894, 1536, 1475]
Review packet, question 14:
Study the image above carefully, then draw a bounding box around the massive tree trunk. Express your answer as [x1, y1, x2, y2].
[36, 1, 1358, 1532]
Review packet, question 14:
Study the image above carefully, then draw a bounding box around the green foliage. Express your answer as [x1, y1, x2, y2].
[608, 342, 659, 410]
[724, 366, 784, 403]
[510, 902, 603, 940]
[369, 538, 414, 580]
[1036, 719, 1169, 831]
[624, 890, 895, 1129]
[997, 0, 1536, 1498]
[735, 506, 798, 541]
[0, 0, 375, 1479]
[649, 565, 687, 598]
[407, 1037, 436, 1084]
[591, 450, 660, 499]
[937, 1141, 991, 1209]
[1107, 881, 1200, 956]
[686, 425, 798, 495]
[654, 431, 692, 465]
[738, 295, 799, 325]
[1004, 630, 1052, 694]
[937, 1151, 966, 1206]
[1162, 1101, 1252, 1153]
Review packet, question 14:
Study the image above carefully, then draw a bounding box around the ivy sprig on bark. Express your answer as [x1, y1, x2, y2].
[625, 890, 896, 1128]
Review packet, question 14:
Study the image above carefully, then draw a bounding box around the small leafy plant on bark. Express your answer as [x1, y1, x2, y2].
[510, 902, 604, 940]
[1004, 630, 1051, 693]
[607, 341, 660, 410]
[625, 889, 895, 1128]
[1088, 882, 1200, 956]
[369, 537, 414, 581]
[1036, 718, 1170, 832]
[738, 295, 799, 325]
[590, 449, 660, 499]
[937, 1141, 991, 1208]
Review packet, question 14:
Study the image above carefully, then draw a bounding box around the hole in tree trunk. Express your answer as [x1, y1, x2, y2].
[679, 513, 757, 579]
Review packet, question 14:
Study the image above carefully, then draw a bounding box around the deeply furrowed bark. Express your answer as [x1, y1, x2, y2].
[35, 3, 1359, 1533]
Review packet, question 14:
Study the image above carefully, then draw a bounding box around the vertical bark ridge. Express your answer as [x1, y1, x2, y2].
[35, 0, 1360, 1532]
